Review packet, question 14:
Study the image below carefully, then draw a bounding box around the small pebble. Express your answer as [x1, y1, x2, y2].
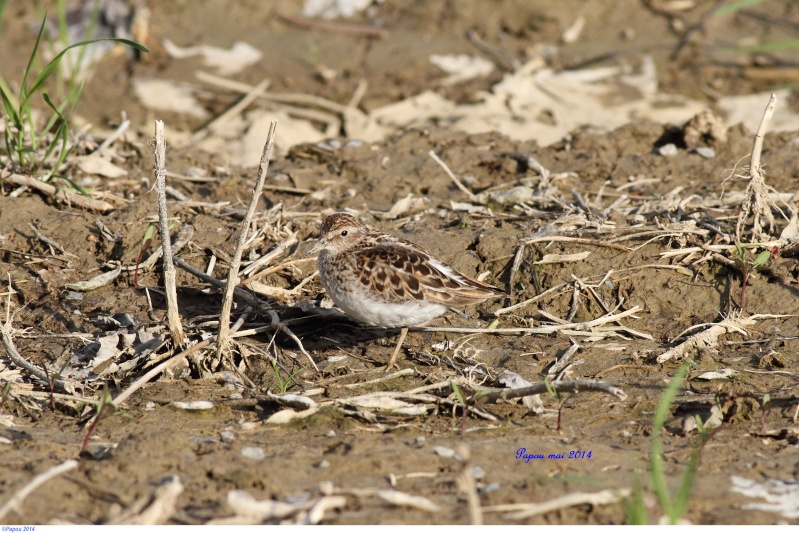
[241, 446, 265, 461]
[316, 459, 331, 469]
[481, 482, 501, 495]
[658, 143, 678, 156]
[220, 431, 235, 443]
[326, 430, 336, 437]
[144, 402, 156, 411]
[471, 466, 485, 480]
[415, 436, 426, 445]
[189, 435, 217, 445]
[694, 146, 715, 159]
[173, 401, 214, 410]
[433, 445, 455, 458]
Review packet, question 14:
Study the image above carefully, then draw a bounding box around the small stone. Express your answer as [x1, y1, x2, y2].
[316, 459, 331, 469]
[144, 402, 156, 411]
[481, 482, 501, 494]
[658, 143, 678, 156]
[433, 445, 455, 458]
[241, 446, 265, 461]
[694, 146, 715, 159]
[220, 431, 235, 443]
[326, 430, 336, 437]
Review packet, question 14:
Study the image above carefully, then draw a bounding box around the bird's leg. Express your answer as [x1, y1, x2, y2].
[385, 327, 408, 371]
[448, 307, 472, 320]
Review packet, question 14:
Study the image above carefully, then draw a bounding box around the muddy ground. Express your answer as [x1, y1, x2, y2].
[2, 0, 799, 526]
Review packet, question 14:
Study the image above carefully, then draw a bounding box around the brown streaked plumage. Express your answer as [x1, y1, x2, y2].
[308, 213, 505, 328]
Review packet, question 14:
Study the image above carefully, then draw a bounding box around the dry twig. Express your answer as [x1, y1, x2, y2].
[0, 459, 78, 520]
[471, 379, 627, 403]
[217, 121, 277, 354]
[736, 93, 779, 242]
[483, 488, 630, 519]
[154, 121, 186, 347]
[429, 150, 477, 200]
[4, 174, 115, 212]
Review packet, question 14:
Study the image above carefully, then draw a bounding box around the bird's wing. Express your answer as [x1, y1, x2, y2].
[352, 243, 504, 306]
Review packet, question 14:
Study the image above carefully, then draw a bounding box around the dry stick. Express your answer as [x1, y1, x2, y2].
[28, 223, 76, 257]
[507, 242, 527, 305]
[344, 368, 416, 389]
[175, 257, 267, 310]
[4, 174, 115, 212]
[195, 70, 345, 132]
[240, 232, 299, 278]
[429, 150, 477, 200]
[190, 79, 269, 144]
[266, 309, 319, 371]
[242, 256, 316, 285]
[0, 459, 78, 520]
[484, 489, 631, 519]
[278, 12, 389, 38]
[472, 379, 627, 403]
[1, 326, 74, 393]
[130, 224, 194, 272]
[154, 121, 186, 347]
[656, 314, 757, 364]
[217, 121, 278, 355]
[111, 310, 250, 409]
[524, 235, 631, 252]
[177, 256, 323, 367]
[112, 475, 184, 525]
[494, 281, 571, 316]
[93, 112, 130, 156]
[738, 92, 778, 241]
[466, 29, 520, 72]
[455, 446, 483, 525]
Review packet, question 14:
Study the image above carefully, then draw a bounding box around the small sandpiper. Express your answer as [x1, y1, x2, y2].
[307, 213, 505, 368]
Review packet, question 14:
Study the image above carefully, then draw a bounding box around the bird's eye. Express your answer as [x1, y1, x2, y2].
[340, 230, 348, 237]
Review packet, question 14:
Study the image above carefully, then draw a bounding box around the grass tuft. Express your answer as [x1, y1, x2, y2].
[0, 6, 148, 179]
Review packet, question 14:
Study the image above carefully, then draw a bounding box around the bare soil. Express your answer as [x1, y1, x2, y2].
[1, 0, 799, 526]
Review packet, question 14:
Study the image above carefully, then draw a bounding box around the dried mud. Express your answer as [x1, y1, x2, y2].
[2, 0, 799, 526]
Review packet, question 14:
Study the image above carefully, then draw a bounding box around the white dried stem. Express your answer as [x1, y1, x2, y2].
[656, 314, 757, 363]
[737, 93, 778, 241]
[429, 150, 477, 200]
[483, 489, 630, 520]
[0, 459, 78, 520]
[154, 121, 186, 347]
[217, 121, 277, 353]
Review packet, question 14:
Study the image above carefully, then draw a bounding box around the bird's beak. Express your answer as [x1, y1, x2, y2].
[302, 240, 324, 259]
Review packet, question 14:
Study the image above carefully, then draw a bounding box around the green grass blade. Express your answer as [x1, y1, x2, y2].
[623, 469, 648, 525]
[0, 0, 9, 30]
[47, 172, 88, 195]
[40, 92, 67, 175]
[0, 86, 21, 127]
[734, 39, 799, 54]
[650, 359, 691, 524]
[56, 0, 69, 50]
[68, 0, 102, 95]
[40, 95, 69, 135]
[24, 37, 149, 107]
[672, 431, 706, 519]
[714, 0, 770, 17]
[20, 13, 48, 102]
